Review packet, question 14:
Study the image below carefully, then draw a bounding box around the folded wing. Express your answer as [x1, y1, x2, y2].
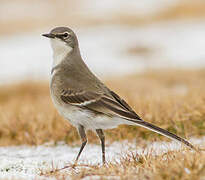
[60, 89, 142, 121]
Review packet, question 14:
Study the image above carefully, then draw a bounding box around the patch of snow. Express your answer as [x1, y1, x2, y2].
[1, 20, 205, 84]
[184, 167, 191, 174]
[0, 136, 204, 179]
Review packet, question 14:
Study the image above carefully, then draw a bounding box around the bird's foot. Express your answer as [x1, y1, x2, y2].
[48, 163, 76, 174]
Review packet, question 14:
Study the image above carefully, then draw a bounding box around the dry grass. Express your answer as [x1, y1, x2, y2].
[108, 1, 205, 27]
[42, 149, 205, 179]
[0, 69, 204, 147]
[125, 45, 156, 58]
[155, 0, 205, 21]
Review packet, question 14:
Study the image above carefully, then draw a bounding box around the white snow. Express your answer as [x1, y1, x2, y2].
[1, 20, 205, 84]
[0, 136, 204, 179]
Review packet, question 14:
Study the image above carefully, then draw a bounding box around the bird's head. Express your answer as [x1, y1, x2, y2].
[42, 27, 78, 54]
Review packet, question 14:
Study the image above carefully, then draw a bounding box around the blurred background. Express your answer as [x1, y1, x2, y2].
[0, 0, 205, 147]
[1, 0, 205, 83]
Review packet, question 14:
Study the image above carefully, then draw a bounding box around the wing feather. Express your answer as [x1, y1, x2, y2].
[60, 89, 142, 121]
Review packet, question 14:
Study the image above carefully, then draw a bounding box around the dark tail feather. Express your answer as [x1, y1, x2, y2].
[129, 119, 197, 151]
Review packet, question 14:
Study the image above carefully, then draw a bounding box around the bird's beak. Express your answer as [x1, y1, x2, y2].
[42, 33, 55, 38]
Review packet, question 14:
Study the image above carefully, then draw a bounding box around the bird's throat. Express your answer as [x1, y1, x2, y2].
[51, 39, 73, 68]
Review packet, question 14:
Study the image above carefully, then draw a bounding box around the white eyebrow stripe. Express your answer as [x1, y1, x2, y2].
[56, 32, 71, 35]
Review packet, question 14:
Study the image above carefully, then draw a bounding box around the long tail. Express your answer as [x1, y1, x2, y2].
[128, 119, 197, 151]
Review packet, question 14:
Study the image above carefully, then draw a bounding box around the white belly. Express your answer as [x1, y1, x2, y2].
[55, 102, 126, 130]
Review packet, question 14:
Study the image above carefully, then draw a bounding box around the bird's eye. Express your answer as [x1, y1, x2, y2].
[62, 32, 70, 38]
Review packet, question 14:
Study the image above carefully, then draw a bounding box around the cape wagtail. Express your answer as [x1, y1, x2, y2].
[42, 27, 196, 165]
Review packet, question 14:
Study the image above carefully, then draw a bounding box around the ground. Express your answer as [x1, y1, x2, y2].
[0, 70, 204, 179]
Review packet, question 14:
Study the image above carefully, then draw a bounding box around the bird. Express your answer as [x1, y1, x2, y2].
[42, 27, 196, 165]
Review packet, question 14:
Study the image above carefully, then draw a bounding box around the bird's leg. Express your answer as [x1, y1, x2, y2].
[96, 129, 105, 165]
[74, 125, 87, 165]
[49, 125, 87, 172]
